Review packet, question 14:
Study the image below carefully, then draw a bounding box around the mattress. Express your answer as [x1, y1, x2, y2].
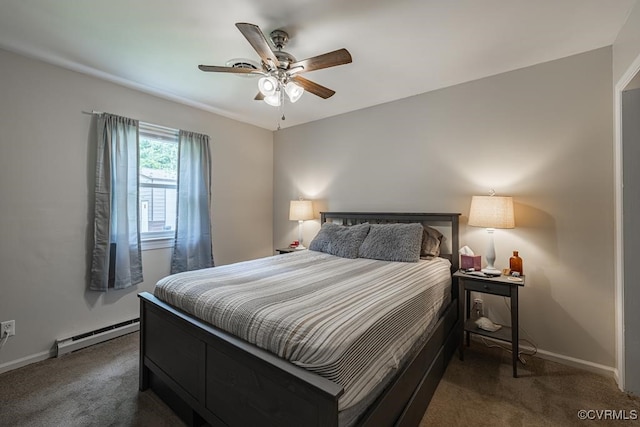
[154, 250, 452, 414]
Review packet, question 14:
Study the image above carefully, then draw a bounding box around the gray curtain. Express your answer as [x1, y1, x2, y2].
[90, 113, 143, 291]
[170, 130, 214, 273]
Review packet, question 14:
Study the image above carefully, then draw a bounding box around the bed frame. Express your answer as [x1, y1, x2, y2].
[138, 212, 460, 426]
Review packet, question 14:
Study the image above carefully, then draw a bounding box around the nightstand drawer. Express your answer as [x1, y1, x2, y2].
[463, 280, 511, 297]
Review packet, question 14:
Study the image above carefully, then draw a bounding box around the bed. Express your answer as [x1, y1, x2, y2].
[138, 212, 460, 426]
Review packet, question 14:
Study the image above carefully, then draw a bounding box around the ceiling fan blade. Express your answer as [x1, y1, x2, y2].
[235, 22, 280, 69]
[198, 64, 264, 75]
[291, 75, 335, 99]
[290, 48, 352, 73]
[254, 92, 265, 101]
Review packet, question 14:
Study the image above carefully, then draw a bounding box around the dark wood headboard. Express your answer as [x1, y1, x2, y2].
[320, 212, 460, 272]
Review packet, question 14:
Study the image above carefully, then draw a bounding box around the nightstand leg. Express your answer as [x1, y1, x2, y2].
[465, 288, 471, 347]
[511, 287, 519, 378]
[458, 280, 465, 361]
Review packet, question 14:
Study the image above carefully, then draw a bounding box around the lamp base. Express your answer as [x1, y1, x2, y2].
[481, 267, 502, 276]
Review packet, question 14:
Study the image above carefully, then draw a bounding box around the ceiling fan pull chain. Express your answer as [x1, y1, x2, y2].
[280, 90, 286, 122]
[275, 98, 284, 130]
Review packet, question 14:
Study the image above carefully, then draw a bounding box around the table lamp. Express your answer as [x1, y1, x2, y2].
[468, 194, 515, 275]
[289, 199, 314, 249]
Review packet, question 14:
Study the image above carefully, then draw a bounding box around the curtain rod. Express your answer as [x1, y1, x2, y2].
[80, 110, 208, 137]
[80, 111, 173, 130]
[81, 110, 172, 130]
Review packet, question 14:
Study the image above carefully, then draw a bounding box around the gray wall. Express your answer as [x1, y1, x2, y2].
[0, 48, 273, 369]
[274, 47, 615, 368]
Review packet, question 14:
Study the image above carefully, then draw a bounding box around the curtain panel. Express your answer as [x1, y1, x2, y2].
[170, 130, 214, 273]
[90, 113, 143, 291]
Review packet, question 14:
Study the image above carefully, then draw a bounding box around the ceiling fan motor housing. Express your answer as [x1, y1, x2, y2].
[269, 29, 289, 50]
[274, 51, 296, 69]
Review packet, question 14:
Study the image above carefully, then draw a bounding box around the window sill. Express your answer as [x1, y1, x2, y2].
[141, 237, 173, 251]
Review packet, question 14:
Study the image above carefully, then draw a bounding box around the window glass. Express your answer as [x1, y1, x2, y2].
[139, 122, 178, 240]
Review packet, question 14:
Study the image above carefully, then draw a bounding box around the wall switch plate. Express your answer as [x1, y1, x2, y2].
[1, 320, 15, 338]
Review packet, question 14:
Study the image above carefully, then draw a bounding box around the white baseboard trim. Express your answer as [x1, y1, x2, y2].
[532, 347, 616, 378]
[1, 318, 140, 375]
[614, 368, 622, 390]
[470, 336, 616, 378]
[0, 348, 55, 375]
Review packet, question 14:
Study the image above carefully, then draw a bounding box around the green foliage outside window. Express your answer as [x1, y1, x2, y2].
[139, 138, 177, 172]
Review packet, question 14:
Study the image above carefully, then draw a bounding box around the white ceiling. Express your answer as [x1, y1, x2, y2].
[0, 0, 636, 130]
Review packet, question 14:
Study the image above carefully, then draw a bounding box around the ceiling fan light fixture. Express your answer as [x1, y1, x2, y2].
[285, 82, 304, 103]
[258, 76, 278, 96]
[263, 93, 281, 107]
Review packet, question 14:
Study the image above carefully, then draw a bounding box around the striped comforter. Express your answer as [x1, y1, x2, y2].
[154, 250, 452, 411]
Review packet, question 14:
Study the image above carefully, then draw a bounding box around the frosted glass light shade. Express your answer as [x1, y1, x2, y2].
[289, 200, 314, 221]
[285, 82, 304, 103]
[264, 93, 281, 107]
[258, 76, 278, 96]
[468, 196, 515, 229]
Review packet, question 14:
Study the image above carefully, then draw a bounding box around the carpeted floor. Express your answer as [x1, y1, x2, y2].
[423, 343, 640, 426]
[0, 332, 638, 426]
[0, 332, 182, 427]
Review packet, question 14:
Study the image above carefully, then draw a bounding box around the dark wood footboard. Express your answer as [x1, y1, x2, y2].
[139, 292, 458, 427]
[139, 292, 343, 427]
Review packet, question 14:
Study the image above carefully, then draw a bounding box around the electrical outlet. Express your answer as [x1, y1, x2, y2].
[1, 320, 15, 338]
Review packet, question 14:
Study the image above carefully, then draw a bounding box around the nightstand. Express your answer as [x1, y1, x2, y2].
[276, 247, 301, 254]
[454, 271, 525, 377]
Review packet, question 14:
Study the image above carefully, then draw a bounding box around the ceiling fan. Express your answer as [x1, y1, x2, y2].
[198, 23, 352, 107]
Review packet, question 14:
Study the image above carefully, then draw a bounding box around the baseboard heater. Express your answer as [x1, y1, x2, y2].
[56, 318, 140, 357]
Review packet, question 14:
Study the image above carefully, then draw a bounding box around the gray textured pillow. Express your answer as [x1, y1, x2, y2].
[309, 222, 370, 258]
[421, 225, 444, 259]
[358, 223, 424, 262]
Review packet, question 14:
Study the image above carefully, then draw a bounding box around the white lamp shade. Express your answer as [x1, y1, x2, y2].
[285, 82, 304, 103]
[289, 200, 314, 221]
[468, 196, 515, 229]
[258, 76, 278, 97]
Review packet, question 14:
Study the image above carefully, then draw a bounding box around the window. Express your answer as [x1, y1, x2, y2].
[139, 122, 179, 243]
